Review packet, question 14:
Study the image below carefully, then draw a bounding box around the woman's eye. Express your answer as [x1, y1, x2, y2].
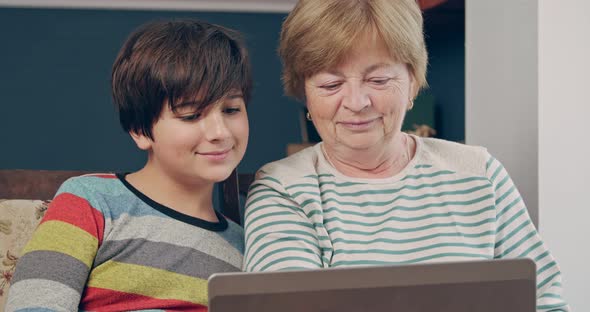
[180, 113, 201, 121]
[369, 78, 391, 85]
[320, 83, 342, 91]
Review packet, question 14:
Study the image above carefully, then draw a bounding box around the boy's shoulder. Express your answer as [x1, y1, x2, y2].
[56, 173, 121, 198]
[217, 219, 245, 255]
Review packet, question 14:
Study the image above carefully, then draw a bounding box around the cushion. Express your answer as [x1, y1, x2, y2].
[0, 199, 49, 308]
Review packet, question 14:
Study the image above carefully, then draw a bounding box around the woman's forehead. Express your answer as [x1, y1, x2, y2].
[315, 34, 399, 71]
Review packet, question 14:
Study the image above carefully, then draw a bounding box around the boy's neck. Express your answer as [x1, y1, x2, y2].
[125, 166, 219, 222]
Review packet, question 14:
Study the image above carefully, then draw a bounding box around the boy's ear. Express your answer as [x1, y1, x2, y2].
[129, 131, 152, 151]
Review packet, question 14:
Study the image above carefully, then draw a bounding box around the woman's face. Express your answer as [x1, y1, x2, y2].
[304, 33, 415, 153]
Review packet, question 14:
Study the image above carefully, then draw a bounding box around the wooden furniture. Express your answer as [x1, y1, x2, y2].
[0, 169, 89, 200]
[286, 143, 315, 156]
[219, 169, 255, 226]
[0, 169, 252, 309]
[0, 169, 250, 225]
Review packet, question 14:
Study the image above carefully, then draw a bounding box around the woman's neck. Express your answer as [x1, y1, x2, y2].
[322, 133, 414, 179]
[125, 165, 218, 222]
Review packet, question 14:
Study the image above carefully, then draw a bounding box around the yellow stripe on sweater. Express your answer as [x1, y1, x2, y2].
[23, 220, 98, 268]
[87, 260, 208, 305]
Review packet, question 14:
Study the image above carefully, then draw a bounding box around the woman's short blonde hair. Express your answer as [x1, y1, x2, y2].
[279, 0, 428, 101]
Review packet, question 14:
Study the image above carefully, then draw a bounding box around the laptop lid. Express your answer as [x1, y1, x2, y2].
[208, 258, 536, 312]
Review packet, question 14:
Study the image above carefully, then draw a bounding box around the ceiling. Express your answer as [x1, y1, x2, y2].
[0, 0, 462, 13]
[0, 0, 293, 12]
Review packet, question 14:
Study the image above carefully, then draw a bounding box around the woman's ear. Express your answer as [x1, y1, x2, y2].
[409, 71, 418, 99]
[129, 131, 152, 151]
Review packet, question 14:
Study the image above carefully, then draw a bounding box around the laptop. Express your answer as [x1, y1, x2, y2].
[208, 258, 536, 312]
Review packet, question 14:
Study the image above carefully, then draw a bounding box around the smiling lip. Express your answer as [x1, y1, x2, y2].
[338, 118, 379, 130]
[198, 148, 232, 161]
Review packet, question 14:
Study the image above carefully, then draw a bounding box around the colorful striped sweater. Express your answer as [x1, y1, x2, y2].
[7, 173, 243, 311]
[243, 136, 569, 311]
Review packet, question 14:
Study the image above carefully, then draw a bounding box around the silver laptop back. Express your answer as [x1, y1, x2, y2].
[209, 258, 536, 312]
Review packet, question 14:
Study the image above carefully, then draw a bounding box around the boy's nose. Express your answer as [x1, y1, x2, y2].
[202, 113, 231, 141]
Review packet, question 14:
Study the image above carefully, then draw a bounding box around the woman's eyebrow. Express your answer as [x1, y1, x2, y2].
[363, 62, 394, 75]
[320, 69, 344, 77]
[314, 63, 394, 79]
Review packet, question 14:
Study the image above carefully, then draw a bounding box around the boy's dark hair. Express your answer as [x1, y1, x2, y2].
[112, 19, 252, 140]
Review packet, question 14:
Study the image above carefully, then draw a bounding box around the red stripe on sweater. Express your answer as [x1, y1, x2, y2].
[81, 287, 207, 311]
[41, 192, 105, 244]
[84, 173, 117, 179]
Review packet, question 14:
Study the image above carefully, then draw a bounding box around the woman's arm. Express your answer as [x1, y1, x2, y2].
[243, 174, 324, 272]
[486, 156, 569, 312]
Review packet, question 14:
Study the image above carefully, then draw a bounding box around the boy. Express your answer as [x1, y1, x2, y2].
[7, 19, 251, 311]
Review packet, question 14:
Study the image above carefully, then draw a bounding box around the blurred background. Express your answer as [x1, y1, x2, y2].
[0, 1, 587, 310]
[0, 0, 465, 175]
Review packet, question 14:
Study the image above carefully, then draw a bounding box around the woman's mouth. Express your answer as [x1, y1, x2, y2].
[338, 118, 379, 131]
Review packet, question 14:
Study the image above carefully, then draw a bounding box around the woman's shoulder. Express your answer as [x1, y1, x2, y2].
[256, 144, 321, 182]
[417, 137, 491, 176]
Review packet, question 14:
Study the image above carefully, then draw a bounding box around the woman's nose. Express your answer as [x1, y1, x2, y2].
[342, 84, 371, 112]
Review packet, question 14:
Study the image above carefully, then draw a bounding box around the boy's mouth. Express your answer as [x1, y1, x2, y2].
[197, 148, 232, 161]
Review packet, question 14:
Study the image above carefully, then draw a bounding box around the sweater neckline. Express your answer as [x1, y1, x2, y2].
[316, 134, 423, 184]
[116, 173, 229, 232]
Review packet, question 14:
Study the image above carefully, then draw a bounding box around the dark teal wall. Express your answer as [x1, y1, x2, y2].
[0, 7, 465, 172]
[423, 7, 465, 142]
[0, 8, 300, 174]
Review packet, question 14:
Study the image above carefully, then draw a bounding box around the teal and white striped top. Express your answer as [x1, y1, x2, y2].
[243, 136, 569, 311]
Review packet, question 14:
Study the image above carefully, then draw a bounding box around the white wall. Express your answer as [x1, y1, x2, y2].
[538, 0, 590, 310]
[465, 0, 539, 225]
[467, 0, 589, 310]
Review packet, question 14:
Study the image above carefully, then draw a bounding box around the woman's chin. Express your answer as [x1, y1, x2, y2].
[335, 136, 385, 151]
[330, 126, 392, 150]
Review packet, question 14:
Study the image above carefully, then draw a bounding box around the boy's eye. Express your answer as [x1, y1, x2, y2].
[179, 113, 201, 121]
[224, 107, 242, 115]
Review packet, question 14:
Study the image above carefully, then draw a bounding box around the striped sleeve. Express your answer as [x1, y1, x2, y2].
[243, 174, 323, 272]
[486, 156, 570, 312]
[6, 180, 105, 312]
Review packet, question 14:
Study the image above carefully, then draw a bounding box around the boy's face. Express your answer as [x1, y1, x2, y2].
[133, 92, 249, 185]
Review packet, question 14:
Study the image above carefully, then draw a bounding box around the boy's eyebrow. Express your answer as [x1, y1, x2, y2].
[174, 100, 201, 107]
[172, 88, 244, 110]
[222, 88, 244, 96]
[227, 92, 244, 98]
[170, 100, 204, 113]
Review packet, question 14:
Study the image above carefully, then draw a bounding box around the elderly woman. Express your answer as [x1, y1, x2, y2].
[243, 0, 569, 310]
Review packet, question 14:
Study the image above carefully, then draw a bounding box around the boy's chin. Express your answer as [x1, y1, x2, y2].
[203, 169, 236, 183]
